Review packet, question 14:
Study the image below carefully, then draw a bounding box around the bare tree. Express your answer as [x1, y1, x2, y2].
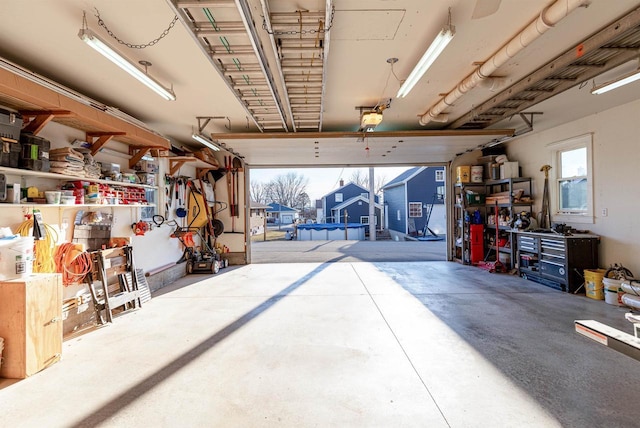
[348, 170, 387, 195]
[268, 172, 309, 208]
[250, 181, 269, 204]
[349, 170, 368, 189]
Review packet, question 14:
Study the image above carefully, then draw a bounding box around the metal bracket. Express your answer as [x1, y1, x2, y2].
[197, 116, 231, 132]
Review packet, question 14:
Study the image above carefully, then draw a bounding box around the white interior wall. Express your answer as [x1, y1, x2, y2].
[505, 97, 640, 274]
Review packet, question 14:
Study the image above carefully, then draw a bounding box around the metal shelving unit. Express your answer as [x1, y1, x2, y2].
[483, 177, 533, 269]
[452, 181, 485, 264]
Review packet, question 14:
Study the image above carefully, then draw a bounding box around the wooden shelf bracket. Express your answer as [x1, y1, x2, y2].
[87, 132, 127, 156]
[20, 110, 71, 135]
[169, 157, 196, 175]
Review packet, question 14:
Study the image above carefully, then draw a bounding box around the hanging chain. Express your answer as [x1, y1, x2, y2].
[94, 8, 178, 49]
[263, 6, 335, 36]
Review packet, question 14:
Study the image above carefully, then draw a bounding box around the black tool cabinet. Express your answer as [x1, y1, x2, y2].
[515, 231, 599, 293]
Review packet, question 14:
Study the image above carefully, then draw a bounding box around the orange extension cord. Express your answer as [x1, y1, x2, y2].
[54, 243, 93, 287]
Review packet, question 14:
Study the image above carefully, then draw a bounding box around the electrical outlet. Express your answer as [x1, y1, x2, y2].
[601, 208, 608, 217]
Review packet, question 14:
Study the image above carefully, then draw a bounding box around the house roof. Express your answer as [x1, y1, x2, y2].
[321, 181, 368, 199]
[266, 203, 297, 213]
[330, 195, 383, 213]
[382, 167, 424, 190]
[250, 201, 271, 210]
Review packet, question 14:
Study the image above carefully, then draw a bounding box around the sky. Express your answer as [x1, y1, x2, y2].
[249, 166, 411, 202]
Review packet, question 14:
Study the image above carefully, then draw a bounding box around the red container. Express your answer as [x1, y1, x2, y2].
[470, 224, 484, 264]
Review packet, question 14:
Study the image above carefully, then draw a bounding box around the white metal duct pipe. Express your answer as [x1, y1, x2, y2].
[419, 0, 589, 126]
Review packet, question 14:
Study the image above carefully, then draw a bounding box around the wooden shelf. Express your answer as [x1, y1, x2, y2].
[0, 65, 170, 151]
[0, 166, 158, 190]
[168, 156, 219, 176]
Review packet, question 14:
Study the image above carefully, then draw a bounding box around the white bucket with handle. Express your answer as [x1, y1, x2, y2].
[0, 236, 34, 280]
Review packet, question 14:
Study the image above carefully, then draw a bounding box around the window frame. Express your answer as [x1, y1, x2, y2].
[334, 193, 343, 203]
[408, 201, 423, 218]
[547, 133, 594, 224]
[435, 169, 445, 182]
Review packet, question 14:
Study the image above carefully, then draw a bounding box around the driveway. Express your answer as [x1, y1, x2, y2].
[250, 239, 447, 263]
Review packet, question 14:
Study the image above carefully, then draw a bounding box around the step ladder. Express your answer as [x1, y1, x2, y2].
[86, 246, 141, 324]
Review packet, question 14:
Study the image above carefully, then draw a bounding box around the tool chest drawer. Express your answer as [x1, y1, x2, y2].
[517, 235, 538, 253]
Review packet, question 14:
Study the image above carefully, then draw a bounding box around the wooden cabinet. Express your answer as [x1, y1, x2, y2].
[515, 231, 599, 293]
[0, 273, 62, 378]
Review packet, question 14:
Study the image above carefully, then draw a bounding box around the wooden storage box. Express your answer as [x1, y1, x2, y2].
[0, 274, 62, 378]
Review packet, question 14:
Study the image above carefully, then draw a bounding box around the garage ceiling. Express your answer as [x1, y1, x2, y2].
[0, 0, 639, 167]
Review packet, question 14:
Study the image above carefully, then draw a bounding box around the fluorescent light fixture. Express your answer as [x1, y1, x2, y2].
[591, 66, 640, 95]
[192, 133, 221, 151]
[78, 28, 176, 101]
[396, 25, 455, 98]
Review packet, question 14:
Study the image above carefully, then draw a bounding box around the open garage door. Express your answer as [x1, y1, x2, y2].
[248, 165, 448, 264]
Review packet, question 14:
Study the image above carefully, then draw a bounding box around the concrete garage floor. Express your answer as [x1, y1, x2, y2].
[1, 260, 640, 427]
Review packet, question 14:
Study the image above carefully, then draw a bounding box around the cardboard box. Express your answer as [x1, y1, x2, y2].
[456, 166, 471, 183]
[500, 162, 519, 179]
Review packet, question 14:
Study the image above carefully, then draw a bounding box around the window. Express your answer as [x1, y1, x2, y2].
[408, 202, 423, 218]
[361, 216, 377, 225]
[335, 193, 343, 202]
[548, 133, 593, 223]
[435, 169, 445, 182]
[397, 210, 401, 221]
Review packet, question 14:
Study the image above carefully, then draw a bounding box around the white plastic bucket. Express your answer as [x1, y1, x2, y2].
[471, 166, 483, 183]
[0, 236, 34, 280]
[603, 277, 623, 305]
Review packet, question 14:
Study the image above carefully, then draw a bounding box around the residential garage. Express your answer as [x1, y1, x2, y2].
[1, 1, 640, 426]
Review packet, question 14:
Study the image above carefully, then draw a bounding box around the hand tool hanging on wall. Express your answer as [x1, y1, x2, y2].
[540, 165, 552, 229]
[225, 156, 234, 217]
[233, 156, 242, 218]
[176, 177, 187, 218]
[196, 177, 218, 248]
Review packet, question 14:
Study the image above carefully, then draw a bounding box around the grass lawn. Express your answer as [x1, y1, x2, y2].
[251, 229, 288, 241]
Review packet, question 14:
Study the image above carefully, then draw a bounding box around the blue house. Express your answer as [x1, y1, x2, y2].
[266, 202, 298, 224]
[382, 167, 446, 240]
[321, 181, 382, 229]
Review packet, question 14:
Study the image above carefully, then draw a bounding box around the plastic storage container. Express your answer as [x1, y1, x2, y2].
[0, 141, 20, 168]
[0, 108, 23, 142]
[19, 133, 50, 172]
